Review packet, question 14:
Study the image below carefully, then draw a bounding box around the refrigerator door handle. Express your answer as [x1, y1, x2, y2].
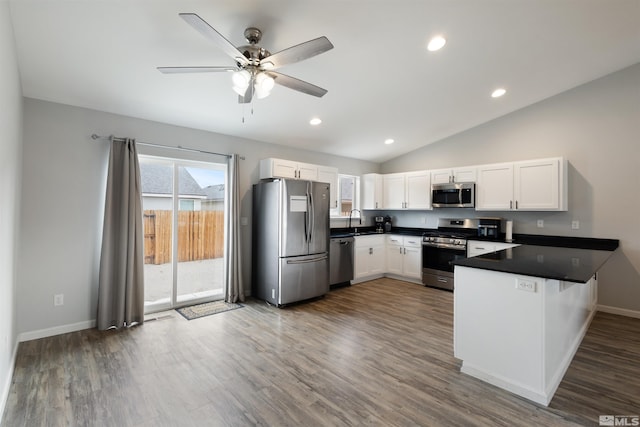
[286, 255, 328, 264]
[304, 191, 310, 242]
[308, 189, 314, 244]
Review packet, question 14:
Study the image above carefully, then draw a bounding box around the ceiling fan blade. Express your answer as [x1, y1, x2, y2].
[261, 36, 333, 69]
[157, 66, 237, 74]
[268, 72, 328, 97]
[179, 13, 249, 66]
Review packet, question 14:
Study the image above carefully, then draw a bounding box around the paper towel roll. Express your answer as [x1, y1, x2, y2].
[505, 220, 513, 242]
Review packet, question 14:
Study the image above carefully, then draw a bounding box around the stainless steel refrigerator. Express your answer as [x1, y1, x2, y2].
[252, 179, 330, 306]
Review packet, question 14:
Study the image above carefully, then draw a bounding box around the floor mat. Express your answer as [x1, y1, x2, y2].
[176, 300, 243, 320]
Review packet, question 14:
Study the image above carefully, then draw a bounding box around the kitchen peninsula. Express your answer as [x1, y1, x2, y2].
[452, 242, 618, 406]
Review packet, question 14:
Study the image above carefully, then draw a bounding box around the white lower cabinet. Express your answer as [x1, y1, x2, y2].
[353, 234, 424, 284]
[353, 235, 386, 282]
[467, 240, 520, 257]
[385, 235, 422, 280]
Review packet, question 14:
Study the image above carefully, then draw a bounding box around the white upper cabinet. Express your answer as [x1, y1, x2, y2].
[260, 158, 339, 209]
[260, 158, 318, 181]
[405, 171, 431, 209]
[317, 166, 339, 210]
[476, 163, 514, 210]
[382, 171, 431, 209]
[361, 173, 384, 210]
[476, 157, 567, 211]
[383, 173, 406, 209]
[514, 159, 565, 210]
[431, 167, 477, 184]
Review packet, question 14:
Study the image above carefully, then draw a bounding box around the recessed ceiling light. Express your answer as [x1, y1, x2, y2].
[491, 88, 507, 98]
[384, 138, 395, 145]
[427, 36, 446, 52]
[309, 118, 322, 125]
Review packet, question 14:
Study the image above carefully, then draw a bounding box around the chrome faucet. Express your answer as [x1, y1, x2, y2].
[348, 209, 362, 233]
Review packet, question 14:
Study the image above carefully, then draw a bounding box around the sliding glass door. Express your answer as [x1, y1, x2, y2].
[139, 156, 227, 313]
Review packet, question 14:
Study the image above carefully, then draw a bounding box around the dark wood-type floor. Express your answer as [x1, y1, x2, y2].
[2, 278, 639, 426]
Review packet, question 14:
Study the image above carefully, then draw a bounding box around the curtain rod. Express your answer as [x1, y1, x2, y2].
[91, 134, 240, 159]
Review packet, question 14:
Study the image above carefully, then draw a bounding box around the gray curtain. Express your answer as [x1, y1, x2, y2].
[97, 137, 145, 330]
[225, 154, 245, 302]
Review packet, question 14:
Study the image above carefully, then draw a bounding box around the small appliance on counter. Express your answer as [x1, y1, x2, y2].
[477, 217, 503, 240]
[374, 216, 385, 233]
[384, 216, 392, 232]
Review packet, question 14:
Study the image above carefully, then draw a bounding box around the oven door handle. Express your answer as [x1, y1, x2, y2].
[422, 243, 466, 251]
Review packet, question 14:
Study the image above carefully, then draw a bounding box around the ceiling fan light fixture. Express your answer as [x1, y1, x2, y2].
[256, 72, 275, 91]
[427, 36, 446, 52]
[254, 72, 275, 99]
[232, 69, 251, 88]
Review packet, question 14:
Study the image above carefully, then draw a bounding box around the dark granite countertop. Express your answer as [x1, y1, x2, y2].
[330, 227, 432, 238]
[453, 244, 616, 283]
[469, 233, 619, 251]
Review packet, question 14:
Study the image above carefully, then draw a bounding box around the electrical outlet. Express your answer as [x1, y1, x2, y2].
[516, 279, 536, 292]
[571, 220, 580, 230]
[537, 219, 544, 228]
[54, 294, 64, 306]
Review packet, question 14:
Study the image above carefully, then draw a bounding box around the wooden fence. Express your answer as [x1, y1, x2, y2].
[143, 210, 224, 265]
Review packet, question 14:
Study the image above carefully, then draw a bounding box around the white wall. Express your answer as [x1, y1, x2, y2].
[381, 63, 640, 313]
[0, 1, 23, 416]
[17, 98, 379, 337]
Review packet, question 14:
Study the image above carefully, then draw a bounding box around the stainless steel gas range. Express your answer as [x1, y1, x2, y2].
[422, 218, 480, 291]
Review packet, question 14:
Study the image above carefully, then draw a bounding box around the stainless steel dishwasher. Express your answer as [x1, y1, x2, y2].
[330, 237, 354, 286]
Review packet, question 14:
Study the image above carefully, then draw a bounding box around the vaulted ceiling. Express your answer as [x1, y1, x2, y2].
[8, 0, 640, 162]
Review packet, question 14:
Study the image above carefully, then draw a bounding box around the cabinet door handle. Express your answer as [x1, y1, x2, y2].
[510, 200, 513, 209]
[369, 247, 373, 255]
[515, 200, 518, 209]
[375, 202, 378, 208]
[403, 248, 406, 254]
[399, 247, 402, 254]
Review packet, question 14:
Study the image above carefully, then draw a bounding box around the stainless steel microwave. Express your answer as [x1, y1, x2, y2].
[431, 182, 475, 208]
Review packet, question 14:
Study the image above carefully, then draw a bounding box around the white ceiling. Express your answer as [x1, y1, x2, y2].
[8, 0, 640, 163]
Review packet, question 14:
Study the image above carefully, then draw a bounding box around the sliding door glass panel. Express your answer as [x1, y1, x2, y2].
[140, 158, 175, 311]
[176, 164, 226, 303]
[140, 155, 227, 313]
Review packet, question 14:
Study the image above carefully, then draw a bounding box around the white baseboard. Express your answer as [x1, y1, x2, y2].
[18, 319, 96, 343]
[0, 339, 18, 421]
[597, 305, 640, 319]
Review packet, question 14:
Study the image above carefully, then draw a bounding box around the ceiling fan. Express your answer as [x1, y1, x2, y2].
[158, 13, 334, 103]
